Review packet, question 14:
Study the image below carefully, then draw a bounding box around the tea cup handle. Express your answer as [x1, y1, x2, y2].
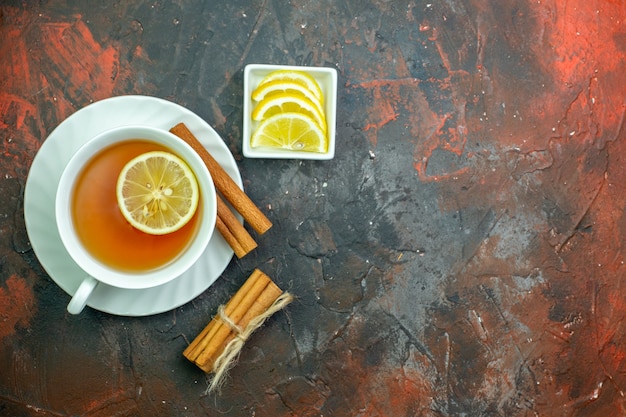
[67, 276, 99, 315]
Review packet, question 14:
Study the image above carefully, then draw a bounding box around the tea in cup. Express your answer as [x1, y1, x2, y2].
[55, 125, 217, 314]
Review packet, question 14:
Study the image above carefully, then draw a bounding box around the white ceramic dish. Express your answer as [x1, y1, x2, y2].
[24, 95, 242, 316]
[242, 64, 337, 160]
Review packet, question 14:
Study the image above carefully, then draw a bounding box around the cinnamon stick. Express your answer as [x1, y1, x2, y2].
[170, 123, 261, 258]
[215, 196, 257, 258]
[170, 123, 272, 235]
[184, 269, 286, 373]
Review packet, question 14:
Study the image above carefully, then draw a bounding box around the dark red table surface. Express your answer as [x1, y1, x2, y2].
[2, 1, 626, 416]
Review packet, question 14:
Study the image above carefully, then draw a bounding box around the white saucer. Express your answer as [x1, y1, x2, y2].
[24, 95, 242, 316]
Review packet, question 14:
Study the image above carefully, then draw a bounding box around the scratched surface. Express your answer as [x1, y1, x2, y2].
[1, 0, 626, 416]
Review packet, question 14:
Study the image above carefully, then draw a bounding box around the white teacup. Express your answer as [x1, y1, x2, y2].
[56, 125, 217, 314]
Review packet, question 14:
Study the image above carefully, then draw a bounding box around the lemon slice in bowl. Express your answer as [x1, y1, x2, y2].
[251, 92, 327, 132]
[116, 151, 199, 235]
[250, 112, 328, 153]
[252, 80, 325, 116]
[256, 70, 324, 104]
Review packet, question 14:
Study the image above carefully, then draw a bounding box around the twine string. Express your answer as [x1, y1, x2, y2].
[208, 292, 294, 393]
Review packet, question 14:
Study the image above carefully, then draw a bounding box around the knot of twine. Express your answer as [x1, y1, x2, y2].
[208, 292, 294, 393]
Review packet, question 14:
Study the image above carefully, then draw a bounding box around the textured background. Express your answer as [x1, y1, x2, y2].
[2, 1, 626, 416]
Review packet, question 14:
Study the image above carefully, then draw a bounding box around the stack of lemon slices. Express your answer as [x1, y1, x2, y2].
[250, 70, 328, 153]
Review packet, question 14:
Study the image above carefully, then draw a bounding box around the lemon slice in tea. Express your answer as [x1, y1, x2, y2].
[250, 112, 328, 153]
[116, 151, 199, 235]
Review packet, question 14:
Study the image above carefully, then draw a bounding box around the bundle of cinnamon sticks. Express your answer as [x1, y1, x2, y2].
[184, 269, 293, 391]
[170, 122, 272, 258]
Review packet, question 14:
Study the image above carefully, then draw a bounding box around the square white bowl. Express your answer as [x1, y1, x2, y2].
[243, 64, 337, 160]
